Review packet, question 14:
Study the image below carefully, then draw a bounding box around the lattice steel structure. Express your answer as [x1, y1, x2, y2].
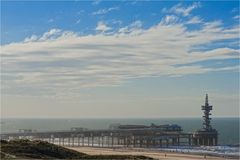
[202, 94, 212, 130]
[193, 94, 218, 146]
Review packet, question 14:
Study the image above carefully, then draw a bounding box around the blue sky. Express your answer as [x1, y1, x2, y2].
[1, 1, 239, 118]
[2, 1, 239, 44]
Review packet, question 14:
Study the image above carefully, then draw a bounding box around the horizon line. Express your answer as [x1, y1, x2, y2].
[1, 116, 239, 119]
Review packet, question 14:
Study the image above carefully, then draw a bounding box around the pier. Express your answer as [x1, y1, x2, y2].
[0, 94, 218, 148]
[0, 124, 193, 148]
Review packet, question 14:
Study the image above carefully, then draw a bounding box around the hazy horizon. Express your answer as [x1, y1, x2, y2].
[1, 1, 239, 118]
[1, 116, 239, 119]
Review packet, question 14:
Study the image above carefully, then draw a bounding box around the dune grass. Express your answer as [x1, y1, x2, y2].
[0, 139, 153, 159]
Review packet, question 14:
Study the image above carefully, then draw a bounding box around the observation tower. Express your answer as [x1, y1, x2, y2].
[193, 94, 218, 146]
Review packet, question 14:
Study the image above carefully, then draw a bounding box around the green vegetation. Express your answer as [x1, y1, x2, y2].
[0, 139, 153, 159]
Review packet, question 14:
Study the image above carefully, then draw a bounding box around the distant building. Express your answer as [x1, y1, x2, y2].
[109, 123, 182, 132]
[18, 129, 37, 133]
[193, 94, 218, 146]
[70, 127, 88, 132]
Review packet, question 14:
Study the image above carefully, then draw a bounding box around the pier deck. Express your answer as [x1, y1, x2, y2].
[1, 128, 193, 148]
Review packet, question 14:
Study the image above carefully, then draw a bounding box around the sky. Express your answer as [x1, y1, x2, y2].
[1, 1, 239, 118]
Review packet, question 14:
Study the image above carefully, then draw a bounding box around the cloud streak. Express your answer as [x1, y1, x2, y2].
[162, 2, 201, 17]
[92, 7, 119, 15]
[1, 15, 239, 98]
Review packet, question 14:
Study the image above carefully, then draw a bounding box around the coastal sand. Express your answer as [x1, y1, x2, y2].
[68, 147, 230, 160]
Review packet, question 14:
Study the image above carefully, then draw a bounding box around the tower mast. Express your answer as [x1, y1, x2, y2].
[202, 94, 212, 130]
[193, 94, 218, 146]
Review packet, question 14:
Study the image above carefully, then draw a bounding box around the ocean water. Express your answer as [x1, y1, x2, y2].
[0, 118, 239, 145]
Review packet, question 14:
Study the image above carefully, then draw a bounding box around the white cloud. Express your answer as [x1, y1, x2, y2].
[1, 16, 239, 98]
[23, 29, 77, 43]
[92, 7, 119, 15]
[24, 35, 38, 42]
[118, 20, 143, 34]
[162, 2, 201, 17]
[111, 19, 122, 25]
[160, 15, 178, 25]
[39, 28, 62, 41]
[187, 16, 203, 24]
[129, 20, 142, 28]
[95, 21, 112, 32]
[233, 15, 240, 20]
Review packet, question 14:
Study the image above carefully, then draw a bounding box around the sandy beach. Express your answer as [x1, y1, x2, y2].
[68, 147, 234, 160]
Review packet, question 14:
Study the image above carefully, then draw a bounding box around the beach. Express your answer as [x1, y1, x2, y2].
[68, 147, 234, 160]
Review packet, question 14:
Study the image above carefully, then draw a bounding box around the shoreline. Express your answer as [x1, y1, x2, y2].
[67, 146, 239, 160]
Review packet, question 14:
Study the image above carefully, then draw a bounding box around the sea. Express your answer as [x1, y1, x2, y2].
[1, 117, 239, 146]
